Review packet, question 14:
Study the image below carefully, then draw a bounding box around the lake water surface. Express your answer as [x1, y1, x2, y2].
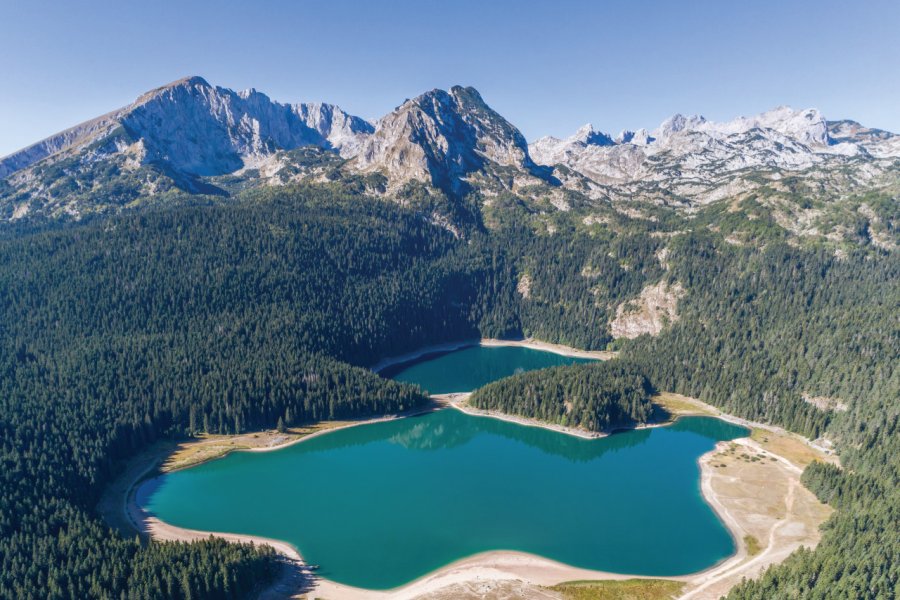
[387, 344, 596, 393]
[146, 346, 748, 589]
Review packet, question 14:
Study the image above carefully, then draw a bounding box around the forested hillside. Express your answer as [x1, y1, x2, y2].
[0, 180, 896, 598]
[469, 361, 654, 431]
[627, 236, 898, 598]
[0, 186, 496, 598]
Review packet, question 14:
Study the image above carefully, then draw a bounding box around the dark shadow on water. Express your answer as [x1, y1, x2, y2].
[377, 348, 467, 378]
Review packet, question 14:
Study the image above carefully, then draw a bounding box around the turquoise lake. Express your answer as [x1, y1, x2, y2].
[145, 346, 748, 589]
[387, 344, 596, 393]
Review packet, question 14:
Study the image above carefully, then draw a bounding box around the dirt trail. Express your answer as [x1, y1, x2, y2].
[681, 470, 798, 599]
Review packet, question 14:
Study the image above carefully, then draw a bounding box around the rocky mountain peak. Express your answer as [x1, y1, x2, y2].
[572, 124, 615, 147]
[121, 77, 328, 175]
[530, 123, 616, 166]
[134, 75, 213, 104]
[828, 119, 895, 140]
[706, 106, 829, 146]
[654, 113, 708, 139]
[0, 76, 373, 180]
[2, 77, 899, 225]
[615, 128, 653, 145]
[529, 104, 899, 208]
[354, 85, 537, 195]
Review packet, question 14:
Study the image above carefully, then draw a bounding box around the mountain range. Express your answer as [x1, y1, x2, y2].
[1, 76, 898, 249]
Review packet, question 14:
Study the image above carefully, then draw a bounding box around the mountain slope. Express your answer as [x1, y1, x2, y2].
[0, 77, 372, 220]
[0, 77, 898, 600]
[1, 76, 372, 178]
[529, 106, 900, 207]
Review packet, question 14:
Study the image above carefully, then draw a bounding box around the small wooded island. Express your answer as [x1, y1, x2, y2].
[469, 361, 655, 432]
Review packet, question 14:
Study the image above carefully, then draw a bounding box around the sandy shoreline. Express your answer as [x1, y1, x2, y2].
[133, 481, 304, 562]
[127, 413, 817, 600]
[311, 551, 677, 600]
[119, 343, 832, 600]
[437, 392, 677, 440]
[370, 337, 615, 373]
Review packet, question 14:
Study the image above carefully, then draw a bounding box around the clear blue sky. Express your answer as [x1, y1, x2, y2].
[2, 0, 899, 156]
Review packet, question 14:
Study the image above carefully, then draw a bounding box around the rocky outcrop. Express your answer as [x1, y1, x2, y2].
[802, 393, 849, 413]
[609, 281, 686, 339]
[516, 273, 533, 298]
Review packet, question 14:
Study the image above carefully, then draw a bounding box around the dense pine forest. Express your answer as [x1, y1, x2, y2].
[0, 182, 897, 598]
[631, 237, 898, 599]
[469, 361, 654, 431]
[0, 187, 483, 598]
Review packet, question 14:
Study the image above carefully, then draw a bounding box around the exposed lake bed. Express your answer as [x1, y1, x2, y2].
[119, 342, 834, 599]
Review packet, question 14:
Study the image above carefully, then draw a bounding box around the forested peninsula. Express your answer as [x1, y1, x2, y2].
[469, 361, 654, 432]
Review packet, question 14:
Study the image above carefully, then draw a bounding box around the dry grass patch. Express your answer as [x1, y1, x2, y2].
[750, 428, 837, 469]
[744, 534, 762, 556]
[163, 421, 350, 472]
[679, 439, 835, 599]
[549, 579, 684, 600]
[652, 392, 717, 416]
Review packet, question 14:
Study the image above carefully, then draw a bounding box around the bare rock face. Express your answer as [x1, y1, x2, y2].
[802, 393, 849, 413]
[353, 86, 539, 196]
[0, 76, 372, 179]
[529, 106, 900, 207]
[530, 123, 615, 167]
[119, 78, 376, 175]
[610, 281, 686, 339]
[293, 102, 374, 158]
[516, 273, 533, 298]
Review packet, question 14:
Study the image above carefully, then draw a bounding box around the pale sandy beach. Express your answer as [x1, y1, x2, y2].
[435, 392, 604, 439]
[479, 338, 617, 360]
[118, 345, 833, 600]
[440, 391, 683, 440]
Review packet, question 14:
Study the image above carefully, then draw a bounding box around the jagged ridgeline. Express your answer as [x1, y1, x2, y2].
[469, 361, 655, 432]
[2, 76, 898, 254]
[0, 76, 898, 598]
